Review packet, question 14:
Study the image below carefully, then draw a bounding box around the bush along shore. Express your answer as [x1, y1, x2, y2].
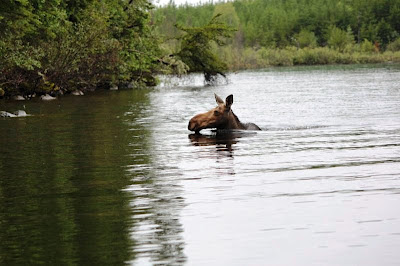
[215, 45, 400, 70]
[0, 0, 161, 99]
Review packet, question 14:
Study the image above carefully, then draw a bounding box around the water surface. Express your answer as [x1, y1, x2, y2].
[1, 64, 400, 265]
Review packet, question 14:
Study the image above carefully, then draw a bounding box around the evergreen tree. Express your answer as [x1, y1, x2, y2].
[176, 14, 235, 83]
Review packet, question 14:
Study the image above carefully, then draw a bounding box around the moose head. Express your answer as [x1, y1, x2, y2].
[188, 94, 240, 133]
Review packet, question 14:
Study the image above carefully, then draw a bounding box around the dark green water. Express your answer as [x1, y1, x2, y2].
[0, 91, 167, 264]
[1, 65, 400, 265]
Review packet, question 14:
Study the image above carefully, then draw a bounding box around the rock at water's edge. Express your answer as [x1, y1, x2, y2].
[110, 85, 118, 91]
[0, 111, 17, 117]
[14, 110, 27, 117]
[1, 110, 28, 117]
[72, 90, 84, 96]
[40, 94, 57, 101]
[13, 95, 25, 101]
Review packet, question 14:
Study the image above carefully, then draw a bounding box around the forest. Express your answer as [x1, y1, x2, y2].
[154, 0, 400, 69]
[1, 0, 400, 97]
[0, 0, 161, 98]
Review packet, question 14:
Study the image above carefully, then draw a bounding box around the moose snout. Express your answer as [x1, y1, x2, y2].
[188, 119, 196, 131]
[188, 115, 202, 133]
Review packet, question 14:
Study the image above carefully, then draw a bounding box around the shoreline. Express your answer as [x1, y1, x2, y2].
[1, 60, 400, 101]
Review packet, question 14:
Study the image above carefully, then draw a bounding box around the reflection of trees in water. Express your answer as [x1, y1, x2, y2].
[0, 90, 148, 264]
[126, 178, 186, 265]
[125, 95, 186, 265]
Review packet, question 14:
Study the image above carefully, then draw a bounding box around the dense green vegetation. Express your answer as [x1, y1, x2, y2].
[0, 0, 234, 97]
[176, 14, 235, 82]
[154, 0, 400, 69]
[0, 0, 161, 97]
[1, 0, 400, 97]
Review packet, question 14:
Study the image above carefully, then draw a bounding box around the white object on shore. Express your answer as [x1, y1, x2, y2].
[14, 110, 27, 117]
[0, 111, 17, 117]
[13, 95, 25, 101]
[72, 90, 84, 96]
[40, 94, 57, 101]
[1, 110, 28, 117]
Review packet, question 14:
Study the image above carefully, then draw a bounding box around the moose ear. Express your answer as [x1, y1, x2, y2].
[226, 94, 233, 108]
[215, 93, 224, 104]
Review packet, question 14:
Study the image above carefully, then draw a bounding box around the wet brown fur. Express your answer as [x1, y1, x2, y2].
[188, 94, 261, 133]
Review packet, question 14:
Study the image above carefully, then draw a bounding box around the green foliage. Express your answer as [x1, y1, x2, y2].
[294, 47, 337, 65]
[213, 3, 240, 29]
[296, 29, 318, 48]
[387, 38, 400, 51]
[176, 14, 235, 83]
[0, 38, 43, 71]
[0, 0, 161, 97]
[215, 45, 400, 70]
[327, 26, 355, 52]
[40, 4, 120, 91]
[360, 39, 376, 53]
[1, 0, 400, 96]
[155, 0, 400, 52]
[258, 47, 294, 66]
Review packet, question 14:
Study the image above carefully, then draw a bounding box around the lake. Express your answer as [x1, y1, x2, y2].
[1, 64, 400, 265]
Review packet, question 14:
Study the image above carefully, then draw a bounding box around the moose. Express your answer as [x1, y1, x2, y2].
[188, 94, 261, 133]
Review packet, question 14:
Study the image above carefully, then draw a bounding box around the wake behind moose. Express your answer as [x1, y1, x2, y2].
[188, 94, 261, 133]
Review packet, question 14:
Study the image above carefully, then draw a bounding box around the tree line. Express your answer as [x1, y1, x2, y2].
[154, 0, 400, 69]
[1, 0, 400, 97]
[155, 0, 400, 49]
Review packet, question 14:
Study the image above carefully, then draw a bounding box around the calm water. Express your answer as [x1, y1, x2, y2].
[1, 65, 400, 265]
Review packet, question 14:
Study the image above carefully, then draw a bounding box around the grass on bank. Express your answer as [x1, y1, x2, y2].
[217, 45, 400, 70]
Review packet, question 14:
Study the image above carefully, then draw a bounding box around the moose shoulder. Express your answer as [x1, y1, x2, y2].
[188, 94, 261, 133]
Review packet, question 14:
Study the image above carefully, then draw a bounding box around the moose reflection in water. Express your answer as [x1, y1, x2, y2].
[188, 132, 239, 154]
[189, 130, 258, 157]
[188, 94, 261, 134]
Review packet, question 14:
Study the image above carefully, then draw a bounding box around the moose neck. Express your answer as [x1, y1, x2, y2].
[224, 111, 246, 130]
